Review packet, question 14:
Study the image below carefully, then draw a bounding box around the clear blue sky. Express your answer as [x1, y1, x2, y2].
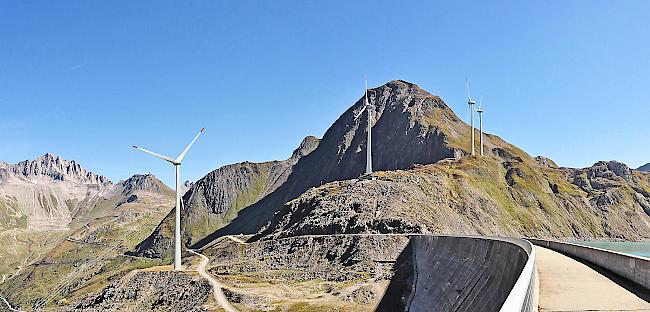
[1, 1, 649, 186]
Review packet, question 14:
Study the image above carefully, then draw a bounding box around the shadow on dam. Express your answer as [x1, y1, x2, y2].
[376, 235, 530, 312]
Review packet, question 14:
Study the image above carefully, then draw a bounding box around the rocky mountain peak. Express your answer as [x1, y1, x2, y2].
[637, 163, 650, 172]
[594, 161, 632, 181]
[120, 174, 172, 195]
[570, 160, 634, 192]
[4, 153, 110, 185]
[291, 136, 320, 159]
[188, 80, 533, 242]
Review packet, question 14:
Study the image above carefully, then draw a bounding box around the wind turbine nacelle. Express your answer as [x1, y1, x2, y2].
[468, 100, 476, 105]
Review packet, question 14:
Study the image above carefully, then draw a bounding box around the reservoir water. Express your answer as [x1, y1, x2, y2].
[572, 241, 650, 258]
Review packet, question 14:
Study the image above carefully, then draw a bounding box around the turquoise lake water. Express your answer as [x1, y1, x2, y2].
[571, 241, 650, 258]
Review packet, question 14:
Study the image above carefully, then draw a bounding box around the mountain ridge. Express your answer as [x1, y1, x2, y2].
[1, 153, 110, 185]
[132, 135, 320, 257]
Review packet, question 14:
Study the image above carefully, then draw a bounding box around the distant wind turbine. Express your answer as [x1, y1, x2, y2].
[355, 76, 375, 174]
[477, 97, 484, 156]
[466, 80, 476, 156]
[133, 128, 204, 271]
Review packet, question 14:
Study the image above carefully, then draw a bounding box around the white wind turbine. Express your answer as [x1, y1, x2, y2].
[133, 128, 204, 271]
[466, 80, 476, 156]
[355, 76, 375, 174]
[477, 96, 484, 156]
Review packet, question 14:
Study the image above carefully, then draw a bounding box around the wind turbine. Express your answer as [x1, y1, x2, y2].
[355, 76, 375, 174]
[477, 97, 484, 156]
[466, 80, 476, 156]
[133, 128, 204, 271]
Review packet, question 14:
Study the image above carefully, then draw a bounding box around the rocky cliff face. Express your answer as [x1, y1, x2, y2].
[638, 163, 650, 172]
[132, 136, 319, 257]
[0, 154, 113, 231]
[5, 153, 110, 185]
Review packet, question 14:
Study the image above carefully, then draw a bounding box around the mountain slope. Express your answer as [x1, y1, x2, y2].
[0, 172, 174, 309]
[257, 158, 650, 241]
[132, 136, 319, 257]
[193, 80, 532, 247]
[638, 163, 650, 172]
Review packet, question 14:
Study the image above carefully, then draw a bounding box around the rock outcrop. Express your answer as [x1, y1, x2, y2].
[67, 271, 211, 312]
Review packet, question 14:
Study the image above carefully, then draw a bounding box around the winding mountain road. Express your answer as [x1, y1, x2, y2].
[1, 296, 21, 312]
[187, 249, 239, 312]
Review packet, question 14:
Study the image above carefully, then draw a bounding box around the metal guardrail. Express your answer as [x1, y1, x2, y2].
[500, 238, 537, 312]
[528, 238, 649, 290]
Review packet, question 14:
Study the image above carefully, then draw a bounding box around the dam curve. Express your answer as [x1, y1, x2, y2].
[376, 235, 536, 312]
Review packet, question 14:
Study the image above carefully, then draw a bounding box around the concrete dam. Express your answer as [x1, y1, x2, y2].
[376, 236, 535, 312]
[196, 233, 648, 311]
[374, 235, 649, 312]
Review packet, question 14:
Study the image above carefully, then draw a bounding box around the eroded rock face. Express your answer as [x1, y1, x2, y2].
[66, 271, 211, 312]
[0, 154, 114, 231]
[6, 153, 110, 185]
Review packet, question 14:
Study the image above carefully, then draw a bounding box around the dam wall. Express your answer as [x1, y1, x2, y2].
[377, 235, 536, 312]
[529, 238, 649, 290]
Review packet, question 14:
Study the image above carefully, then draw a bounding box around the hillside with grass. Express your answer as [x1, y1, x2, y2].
[0, 173, 174, 310]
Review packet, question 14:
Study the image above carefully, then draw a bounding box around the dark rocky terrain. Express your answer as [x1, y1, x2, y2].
[64, 271, 211, 312]
[638, 163, 650, 172]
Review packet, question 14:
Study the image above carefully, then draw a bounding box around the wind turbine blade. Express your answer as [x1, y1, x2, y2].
[354, 110, 364, 121]
[365, 75, 369, 106]
[175, 128, 204, 163]
[466, 79, 472, 101]
[133, 146, 176, 163]
[479, 96, 483, 110]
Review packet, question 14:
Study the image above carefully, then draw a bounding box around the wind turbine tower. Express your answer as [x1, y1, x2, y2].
[466, 81, 476, 156]
[133, 128, 204, 271]
[355, 76, 375, 174]
[477, 97, 484, 156]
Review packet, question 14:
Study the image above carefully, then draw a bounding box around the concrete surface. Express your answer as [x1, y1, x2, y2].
[529, 238, 650, 290]
[377, 236, 533, 312]
[535, 246, 650, 311]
